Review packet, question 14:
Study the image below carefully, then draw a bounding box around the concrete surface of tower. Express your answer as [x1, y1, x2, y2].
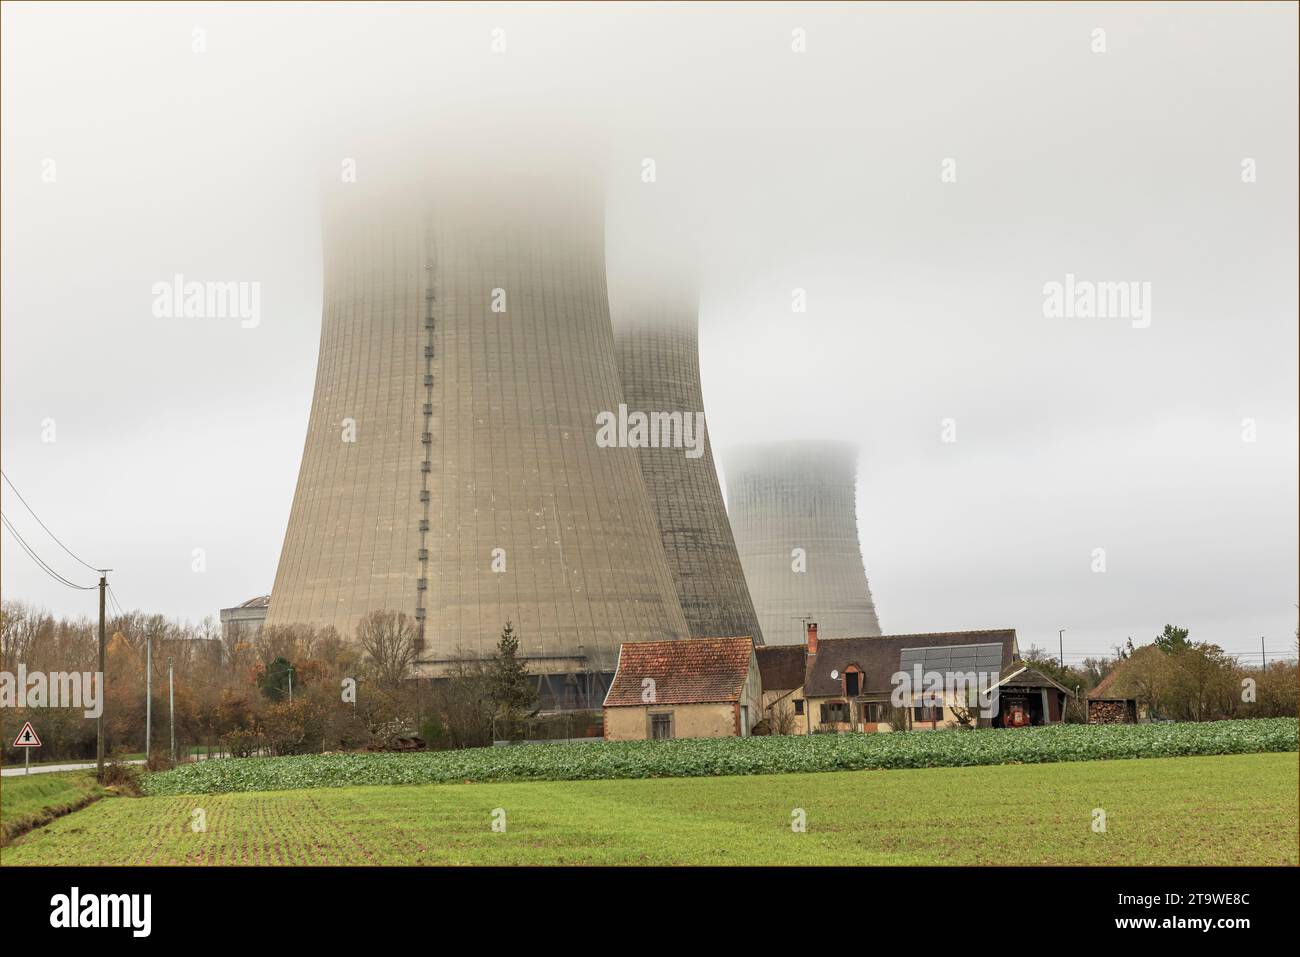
[609, 284, 765, 644]
[724, 440, 882, 645]
[266, 151, 689, 677]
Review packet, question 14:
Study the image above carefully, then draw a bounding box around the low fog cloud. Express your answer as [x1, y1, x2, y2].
[2, 2, 1296, 663]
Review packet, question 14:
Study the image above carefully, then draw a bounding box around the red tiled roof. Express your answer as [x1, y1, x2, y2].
[603, 637, 755, 707]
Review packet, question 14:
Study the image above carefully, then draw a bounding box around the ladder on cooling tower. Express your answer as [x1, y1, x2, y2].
[415, 223, 437, 648]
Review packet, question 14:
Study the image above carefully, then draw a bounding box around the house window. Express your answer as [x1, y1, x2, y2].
[821, 701, 850, 724]
[862, 702, 886, 723]
[913, 704, 944, 722]
[794, 699, 805, 716]
[649, 712, 673, 740]
[844, 672, 860, 696]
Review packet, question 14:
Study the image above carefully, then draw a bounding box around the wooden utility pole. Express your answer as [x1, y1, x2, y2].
[145, 632, 152, 758]
[96, 572, 107, 783]
[169, 657, 175, 762]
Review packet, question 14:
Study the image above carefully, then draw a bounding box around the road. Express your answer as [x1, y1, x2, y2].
[2, 759, 146, 777]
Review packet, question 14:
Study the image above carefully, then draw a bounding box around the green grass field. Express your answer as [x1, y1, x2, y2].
[3, 752, 1294, 865]
[1, 771, 105, 845]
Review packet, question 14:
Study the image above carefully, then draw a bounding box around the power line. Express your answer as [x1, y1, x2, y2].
[1, 468, 102, 572]
[2, 511, 96, 590]
[0, 510, 96, 590]
[107, 584, 127, 620]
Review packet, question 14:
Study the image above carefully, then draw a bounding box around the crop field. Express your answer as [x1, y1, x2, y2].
[2, 753, 1295, 866]
[141, 717, 1298, 796]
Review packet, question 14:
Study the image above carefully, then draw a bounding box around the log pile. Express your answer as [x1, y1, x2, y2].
[1087, 700, 1133, 724]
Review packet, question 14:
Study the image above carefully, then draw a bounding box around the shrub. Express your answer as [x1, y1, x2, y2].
[101, 754, 141, 793]
[885, 705, 912, 732]
[260, 699, 326, 756]
[325, 710, 372, 752]
[145, 751, 175, 772]
[221, 728, 263, 758]
[419, 716, 447, 750]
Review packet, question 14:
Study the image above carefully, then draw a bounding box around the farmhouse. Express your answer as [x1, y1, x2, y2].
[603, 636, 762, 740]
[755, 643, 808, 734]
[800, 624, 1022, 732]
[605, 624, 1079, 739]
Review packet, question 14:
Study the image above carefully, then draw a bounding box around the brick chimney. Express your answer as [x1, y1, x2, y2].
[806, 621, 818, 656]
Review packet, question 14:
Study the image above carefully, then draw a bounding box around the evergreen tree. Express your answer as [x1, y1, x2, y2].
[1154, 624, 1190, 655]
[488, 621, 536, 731]
[258, 657, 294, 701]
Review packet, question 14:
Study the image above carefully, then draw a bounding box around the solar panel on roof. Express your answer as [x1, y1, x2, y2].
[899, 643, 1003, 679]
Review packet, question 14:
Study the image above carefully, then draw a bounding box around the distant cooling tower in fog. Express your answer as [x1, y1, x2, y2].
[724, 440, 882, 645]
[611, 294, 764, 643]
[267, 166, 689, 676]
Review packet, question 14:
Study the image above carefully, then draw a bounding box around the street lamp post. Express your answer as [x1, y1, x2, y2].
[145, 633, 152, 758]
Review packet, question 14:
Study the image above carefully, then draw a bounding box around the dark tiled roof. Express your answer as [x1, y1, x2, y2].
[756, 645, 806, 692]
[603, 637, 754, 707]
[996, 664, 1075, 695]
[803, 629, 1018, 698]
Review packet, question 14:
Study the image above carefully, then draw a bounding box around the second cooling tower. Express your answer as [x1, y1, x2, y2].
[611, 295, 764, 643]
[724, 440, 882, 645]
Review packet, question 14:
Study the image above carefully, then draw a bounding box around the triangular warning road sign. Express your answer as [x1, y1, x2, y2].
[13, 721, 41, 747]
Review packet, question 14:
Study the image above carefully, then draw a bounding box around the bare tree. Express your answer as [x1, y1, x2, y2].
[431, 649, 493, 748]
[766, 697, 798, 735]
[356, 611, 418, 688]
[256, 623, 306, 666]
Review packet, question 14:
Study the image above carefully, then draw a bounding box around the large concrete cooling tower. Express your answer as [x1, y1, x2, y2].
[266, 167, 689, 674]
[610, 293, 764, 643]
[724, 440, 881, 645]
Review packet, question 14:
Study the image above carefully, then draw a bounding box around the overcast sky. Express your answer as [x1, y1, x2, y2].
[2, 2, 1296, 665]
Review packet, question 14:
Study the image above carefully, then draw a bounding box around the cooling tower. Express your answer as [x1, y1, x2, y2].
[610, 294, 764, 643]
[266, 167, 689, 673]
[724, 440, 882, 645]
